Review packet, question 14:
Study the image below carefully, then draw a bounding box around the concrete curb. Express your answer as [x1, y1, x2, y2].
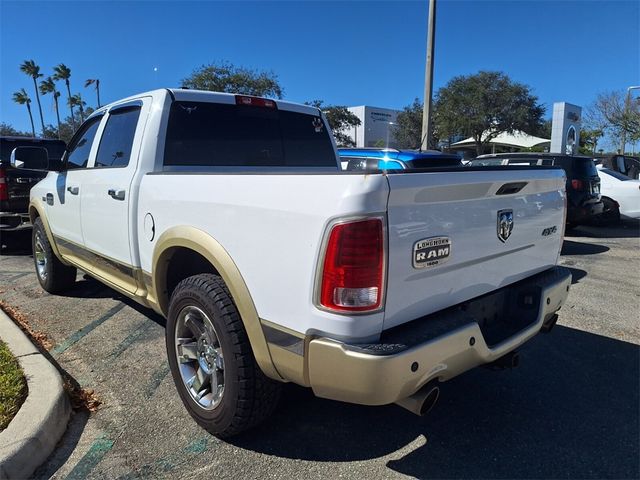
[0, 309, 71, 480]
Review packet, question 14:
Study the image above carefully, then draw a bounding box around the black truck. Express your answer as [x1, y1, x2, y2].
[0, 136, 65, 232]
[470, 153, 604, 227]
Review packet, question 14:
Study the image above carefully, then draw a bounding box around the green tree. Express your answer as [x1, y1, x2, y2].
[0, 122, 30, 137]
[393, 99, 423, 149]
[12, 89, 36, 137]
[53, 64, 75, 130]
[578, 127, 604, 155]
[534, 118, 552, 139]
[592, 90, 640, 151]
[40, 77, 62, 139]
[85, 78, 101, 107]
[182, 61, 283, 98]
[69, 93, 86, 122]
[391, 98, 441, 149]
[305, 100, 361, 147]
[19, 60, 45, 136]
[43, 106, 95, 143]
[434, 71, 545, 155]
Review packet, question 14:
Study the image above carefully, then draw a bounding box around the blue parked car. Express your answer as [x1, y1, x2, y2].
[338, 148, 462, 171]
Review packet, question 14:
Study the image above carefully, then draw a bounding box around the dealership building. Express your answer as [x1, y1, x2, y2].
[343, 106, 401, 148]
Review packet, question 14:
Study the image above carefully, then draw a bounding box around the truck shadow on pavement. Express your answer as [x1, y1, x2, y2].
[230, 325, 639, 479]
[568, 220, 640, 239]
[0, 230, 32, 256]
[561, 240, 609, 256]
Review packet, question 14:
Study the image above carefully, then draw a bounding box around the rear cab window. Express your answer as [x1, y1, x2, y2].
[568, 158, 598, 178]
[163, 101, 337, 169]
[95, 106, 141, 168]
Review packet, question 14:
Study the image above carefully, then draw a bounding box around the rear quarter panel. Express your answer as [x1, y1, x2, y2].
[138, 172, 389, 341]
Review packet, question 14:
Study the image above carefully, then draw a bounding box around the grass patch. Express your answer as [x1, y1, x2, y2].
[0, 340, 27, 431]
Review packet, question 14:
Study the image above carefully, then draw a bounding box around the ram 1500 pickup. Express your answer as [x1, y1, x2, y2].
[25, 89, 572, 437]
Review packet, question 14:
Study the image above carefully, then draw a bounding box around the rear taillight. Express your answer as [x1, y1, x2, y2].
[0, 168, 7, 201]
[571, 179, 585, 191]
[235, 95, 277, 109]
[319, 218, 385, 312]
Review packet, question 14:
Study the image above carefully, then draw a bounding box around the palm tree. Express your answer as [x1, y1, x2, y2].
[69, 93, 86, 122]
[40, 77, 62, 139]
[53, 63, 75, 129]
[85, 78, 101, 107]
[19, 60, 45, 136]
[12, 89, 36, 137]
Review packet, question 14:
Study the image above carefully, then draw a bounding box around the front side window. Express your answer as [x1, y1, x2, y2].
[65, 116, 102, 170]
[95, 107, 141, 168]
[164, 101, 337, 168]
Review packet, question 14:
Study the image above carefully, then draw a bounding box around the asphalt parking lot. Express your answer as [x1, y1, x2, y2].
[1, 222, 639, 480]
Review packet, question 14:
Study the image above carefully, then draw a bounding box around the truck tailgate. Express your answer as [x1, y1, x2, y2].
[384, 168, 566, 330]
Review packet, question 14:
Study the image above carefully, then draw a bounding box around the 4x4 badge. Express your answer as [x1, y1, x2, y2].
[497, 209, 514, 242]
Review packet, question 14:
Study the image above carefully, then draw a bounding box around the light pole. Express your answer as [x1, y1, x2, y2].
[421, 0, 436, 151]
[386, 121, 396, 147]
[619, 85, 640, 155]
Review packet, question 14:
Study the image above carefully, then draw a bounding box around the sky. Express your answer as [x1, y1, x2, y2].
[1, 0, 638, 134]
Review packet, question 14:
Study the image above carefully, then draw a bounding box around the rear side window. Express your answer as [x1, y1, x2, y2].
[65, 116, 102, 170]
[95, 107, 141, 168]
[570, 158, 598, 177]
[164, 101, 337, 168]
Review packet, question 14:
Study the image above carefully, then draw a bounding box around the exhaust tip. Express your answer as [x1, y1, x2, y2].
[419, 386, 440, 415]
[395, 383, 440, 416]
[541, 314, 559, 333]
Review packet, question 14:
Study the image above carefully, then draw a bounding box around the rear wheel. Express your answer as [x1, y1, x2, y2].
[597, 197, 621, 225]
[166, 273, 281, 437]
[32, 218, 76, 293]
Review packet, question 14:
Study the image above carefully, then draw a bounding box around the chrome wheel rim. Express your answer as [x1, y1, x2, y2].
[174, 305, 225, 410]
[34, 233, 47, 281]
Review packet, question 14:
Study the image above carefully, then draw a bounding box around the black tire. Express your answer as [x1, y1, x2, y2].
[597, 197, 621, 225]
[32, 217, 76, 293]
[166, 273, 281, 437]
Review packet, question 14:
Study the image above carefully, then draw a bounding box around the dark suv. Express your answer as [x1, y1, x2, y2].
[0, 136, 65, 232]
[471, 153, 604, 226]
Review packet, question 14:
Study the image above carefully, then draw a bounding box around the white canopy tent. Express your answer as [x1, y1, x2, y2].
[450, 130, 550, 152]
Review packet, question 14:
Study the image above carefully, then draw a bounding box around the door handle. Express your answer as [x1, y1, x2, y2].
[107, 188, 126, 201]
[67, 185, 79, 195]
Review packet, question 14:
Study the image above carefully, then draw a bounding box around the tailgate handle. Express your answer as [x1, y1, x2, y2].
[496, 182, 527, 195]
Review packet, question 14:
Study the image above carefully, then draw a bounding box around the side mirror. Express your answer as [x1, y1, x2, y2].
[10, 147, 49, 171]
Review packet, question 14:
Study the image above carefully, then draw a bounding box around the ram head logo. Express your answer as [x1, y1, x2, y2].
[497, 209, 514, 242]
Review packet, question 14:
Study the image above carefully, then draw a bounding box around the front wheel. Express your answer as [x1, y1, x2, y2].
[166, 273, 281, 437]
[32, 218, 77, 293]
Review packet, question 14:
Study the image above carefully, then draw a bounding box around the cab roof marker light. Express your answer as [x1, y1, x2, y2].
[235, 95, 277, 109]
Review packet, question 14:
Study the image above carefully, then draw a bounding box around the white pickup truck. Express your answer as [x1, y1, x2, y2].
[22, 89, 571, 437]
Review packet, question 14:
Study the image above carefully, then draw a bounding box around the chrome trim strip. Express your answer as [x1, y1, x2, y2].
[54, 235, 135, 277]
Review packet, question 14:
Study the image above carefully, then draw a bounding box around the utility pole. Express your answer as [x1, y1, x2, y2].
[421, 0, 437, 151]
[620, 85, 640, 155]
